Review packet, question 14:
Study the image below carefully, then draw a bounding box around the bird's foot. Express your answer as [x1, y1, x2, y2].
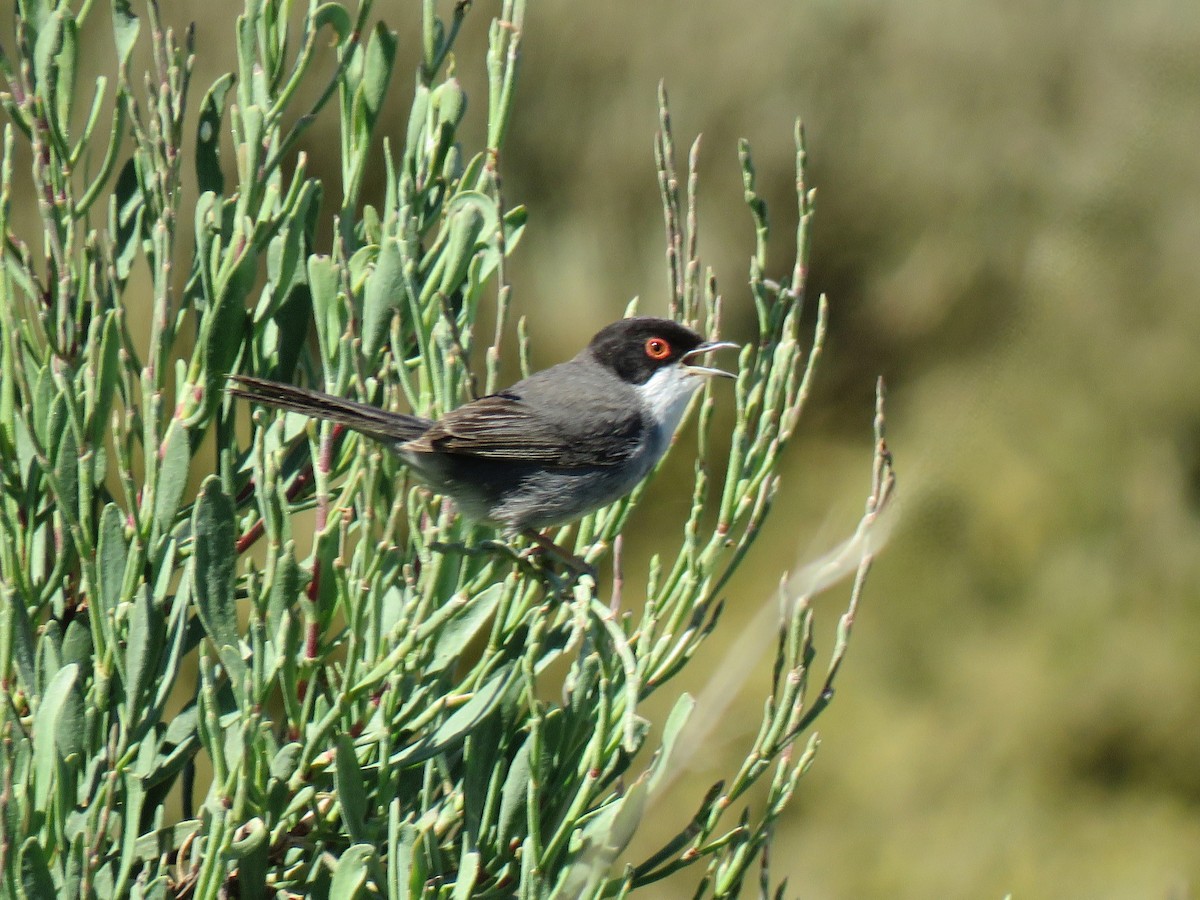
[427, 533, 595, 588]
[429, 539, 506, 561]
[518, 529, 597, 583]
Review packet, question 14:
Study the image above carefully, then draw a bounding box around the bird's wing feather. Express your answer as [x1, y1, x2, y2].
[405, 389, 644, 467]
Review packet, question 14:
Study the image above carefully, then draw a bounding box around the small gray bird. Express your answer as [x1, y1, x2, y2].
[229, 317, 736, 564]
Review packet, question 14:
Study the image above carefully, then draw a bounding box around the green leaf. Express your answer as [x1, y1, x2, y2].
[192, 191, 219, 315]
[349, 84, 372, 170]
[462, 713, 500, 843]
[8, 581, 37, 692]
[69, 74, 109, 169]
[362, 237, 404, 359]
[311, 3, 353, 45]
[228, 820, 268, 897]
[272, 287, 313, 381]
[74, 81, 127, 217]
[267, 183, 320, 298]
[61, 832, 84, 900]
[457, 150, 487, 194]
[389, 666, 515, 768]
[115, 736, 155, 892]
[97, 503, 127, 616]
[200, 250, 253, 405]
[110, 157, 144, 283]
[32, 9, 64, 104]
[56, 670, 86, 763]
[19, 837, 57, 900]
[266, 542, 301, 640]
[60, 618, 92, 680]
[149, 579, 193, 714]
[389, 821, 417, 897]
[234, 10, 256, 109]
[361, 203, 381, 245]
[431, 77, 467, 133]
[219, 642, 249, 712]
[647, 693, 695, 794]
[16, 0, 49, 37]
[32, 663, 78, 812]
[567, 655, 601, 717]
[307, 254, 340, 364]
[110, 0, 140, 71]
[362, 23, 397, 123]
[153, 419, 190, 541]
[430, 584, 503, 672]
[146, 705, 201, 790]
[347, 244, 376, 294]
[90, 311, 120, 445]
[550, 772, 650, 899]
[238, 104, 265, 187]
[54, 417, 79, 524]
[313, 519, 340, 617]
[436, 191, 495, 298]
[36, 621, 62, 693]
[191, 476, 238, 653]
[451, 847, 480, 900]
[497, 738, 532, 846]
[404, 83, 431, 166]
[125, 587, 162, 724]
[195, 72, 234, 196]
[256, 226, 302, 323]
[228, 818, 268, 897]
[329, 844, 378, 900]
[269, 742, 302, 783]
[32, 364, 53, 450]
[335, 733, 368, 844]
[54, 11, 78, 134]
[477, 205, 527, 284]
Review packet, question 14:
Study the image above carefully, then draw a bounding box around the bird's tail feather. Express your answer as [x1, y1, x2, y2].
[228, 375, 431, 445]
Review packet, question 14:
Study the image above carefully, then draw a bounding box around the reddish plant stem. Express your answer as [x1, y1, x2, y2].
[233, 424, 345, 555]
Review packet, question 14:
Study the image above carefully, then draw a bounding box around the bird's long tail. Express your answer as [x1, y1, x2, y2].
[228, 375, 431, 445]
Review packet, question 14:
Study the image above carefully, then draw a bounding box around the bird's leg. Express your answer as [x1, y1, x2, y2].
[429, 529, 595, 584]
[429, 538, 522, 565]
[425, 535, 581, 584]
[519, 528, 597, 581]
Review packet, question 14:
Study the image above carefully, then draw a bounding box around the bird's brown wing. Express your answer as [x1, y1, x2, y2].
[404, 390, 643, 467]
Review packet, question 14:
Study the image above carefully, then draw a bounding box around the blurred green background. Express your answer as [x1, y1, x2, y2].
[8, 1, 1200, 895]
[503, 5, 1200, 895]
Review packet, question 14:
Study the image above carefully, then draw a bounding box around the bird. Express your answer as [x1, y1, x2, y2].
[229, 316, 737, 570]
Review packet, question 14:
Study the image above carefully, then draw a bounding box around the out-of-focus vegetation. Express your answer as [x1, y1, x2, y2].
[5, 0, 1198, 896]
[495, 4, 1200, 896]
[0, 0, 884, 895]
[490, 4, 1200, 897]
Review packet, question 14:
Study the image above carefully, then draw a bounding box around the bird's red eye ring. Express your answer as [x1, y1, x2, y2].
[645, 337, 671, 360]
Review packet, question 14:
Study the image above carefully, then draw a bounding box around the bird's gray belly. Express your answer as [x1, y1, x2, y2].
[401, 444, 658, 532]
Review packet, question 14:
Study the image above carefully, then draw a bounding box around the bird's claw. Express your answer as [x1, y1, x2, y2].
[428, 538, 594, 587]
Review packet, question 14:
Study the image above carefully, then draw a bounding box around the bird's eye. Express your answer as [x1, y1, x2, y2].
[645, 337, 671, 360]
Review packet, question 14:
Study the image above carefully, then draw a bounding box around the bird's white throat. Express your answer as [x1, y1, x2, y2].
[635, 364, 704, 445]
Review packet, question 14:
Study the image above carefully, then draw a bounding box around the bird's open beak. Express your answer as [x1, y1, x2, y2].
[681, 340, 739, 379]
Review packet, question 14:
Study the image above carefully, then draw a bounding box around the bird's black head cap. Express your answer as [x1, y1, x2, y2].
[585, 317, 706, 385]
